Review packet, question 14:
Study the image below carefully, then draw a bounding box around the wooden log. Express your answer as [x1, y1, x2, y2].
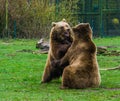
[97, 46, 107, 54]
[100, 66, 120, 70]
[36, 38, 49, 51]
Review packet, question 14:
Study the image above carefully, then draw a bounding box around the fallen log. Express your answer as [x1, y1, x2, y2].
[100, 66, 120, 70]
[97, 46, 107, 54]
[36, 38, 49, 51]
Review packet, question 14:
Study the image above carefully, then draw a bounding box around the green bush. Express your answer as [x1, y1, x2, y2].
[0, 0, 79, 38]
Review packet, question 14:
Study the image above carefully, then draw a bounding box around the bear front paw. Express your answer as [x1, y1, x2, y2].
[51, 60, 60, 68]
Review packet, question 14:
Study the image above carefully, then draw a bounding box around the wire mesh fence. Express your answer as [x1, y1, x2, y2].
[56, 0, 120, 37]
[0, 0, 120, 38]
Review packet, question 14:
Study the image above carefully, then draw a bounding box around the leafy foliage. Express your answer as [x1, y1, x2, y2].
[0, 0, 79, 38]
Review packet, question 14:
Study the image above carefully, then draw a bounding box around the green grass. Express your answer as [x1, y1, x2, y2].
[0, 37, 120, 101]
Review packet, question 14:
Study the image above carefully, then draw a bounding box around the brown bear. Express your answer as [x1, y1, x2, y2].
[41, 19, 73, 83]
[53, 23, 101, 89]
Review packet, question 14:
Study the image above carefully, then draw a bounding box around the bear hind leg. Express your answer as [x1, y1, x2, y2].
[61, 66, 73, 89]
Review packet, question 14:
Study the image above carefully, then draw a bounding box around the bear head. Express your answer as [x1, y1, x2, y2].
[72, 23, 92, 40]
[51, 19, 73, 41]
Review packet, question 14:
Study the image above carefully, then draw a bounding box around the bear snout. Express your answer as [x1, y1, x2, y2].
[64, 31, 70, 37]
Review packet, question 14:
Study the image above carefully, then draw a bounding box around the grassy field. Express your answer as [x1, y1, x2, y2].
[0, 37, 120, 101]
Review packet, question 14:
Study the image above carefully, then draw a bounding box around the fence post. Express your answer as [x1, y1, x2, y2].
[14, 20, 17, 39]
[99, 0, 104, 37]
[55, 0, 59, 18]
[5, 0, 9, 37]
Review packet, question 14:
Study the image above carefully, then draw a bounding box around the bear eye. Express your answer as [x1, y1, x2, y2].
[65, 25, 68, 27]
[60, 26, 64, 29]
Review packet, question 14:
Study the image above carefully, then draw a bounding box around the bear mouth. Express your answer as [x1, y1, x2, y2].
[64, 31, 70, 37]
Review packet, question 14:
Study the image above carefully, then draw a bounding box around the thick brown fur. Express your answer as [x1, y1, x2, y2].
[54, 23, 101, 89]
[41, 19, 73, 83]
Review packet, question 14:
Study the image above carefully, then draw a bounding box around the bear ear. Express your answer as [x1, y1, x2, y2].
[72, 27, 77, 31]
[52, 22, 56, 27]
[86, 23, 90, 27]
[62, 18, 66, 22]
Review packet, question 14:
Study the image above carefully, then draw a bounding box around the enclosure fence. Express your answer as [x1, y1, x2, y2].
[0, 0, 120, 38]
[56, 0, 120, 37]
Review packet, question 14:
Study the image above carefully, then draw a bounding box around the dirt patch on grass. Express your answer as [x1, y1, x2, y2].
[16, 49, 34, 53]
[16, 49, 48, 54]
[105, 88, 120, 91]
[2, 42, 12, 45]
[100, 87, 120, 91]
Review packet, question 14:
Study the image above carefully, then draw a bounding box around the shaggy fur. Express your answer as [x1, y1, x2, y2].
[41, 19, 73, 83]
[54, 23, 101, 89]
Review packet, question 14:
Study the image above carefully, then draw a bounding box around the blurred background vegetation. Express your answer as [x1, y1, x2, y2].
[0, 0, 120, 38]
